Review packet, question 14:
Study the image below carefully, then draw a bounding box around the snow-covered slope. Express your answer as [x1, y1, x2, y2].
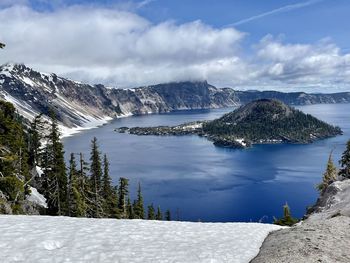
[0, 215, 283, 263]
[2, 63, 350, 138]
[0, 63, 240, 137]
[0, 63, 117, 137]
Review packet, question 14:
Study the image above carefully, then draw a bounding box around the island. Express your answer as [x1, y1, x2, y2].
[115, 99, 343, 149]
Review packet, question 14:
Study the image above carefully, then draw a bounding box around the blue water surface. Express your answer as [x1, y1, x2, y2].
[63, 104, 350, 222]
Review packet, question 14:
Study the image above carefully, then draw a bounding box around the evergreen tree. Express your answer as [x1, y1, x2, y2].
[317, 152, 337, 192]
[67, 153, 86, 217]
[43, 111, 67, 216]
[339, 140, 350, 179]
[28, 114, 45, 166]
[101, 154, 119, 218]
[89, 137, 103, 218]
[147, 204, 155, 220]
[76, 153, 91, 217]
[118, 177, 129, 218]
[133, 182, 144, 219]
[165, 210, 171, 221]
[0, 101, 29, 182]
[273, 203, 299, 226]
[156, 205, 162, 220]
[127, 197, 134, 219]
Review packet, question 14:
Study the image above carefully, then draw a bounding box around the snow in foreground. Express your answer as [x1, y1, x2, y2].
[0, 215, 283, 263]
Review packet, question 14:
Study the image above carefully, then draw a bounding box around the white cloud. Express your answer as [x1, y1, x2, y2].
[0, 4, 350, 91]
[0, 5, 246, 87]
[256, 36, 350, 88]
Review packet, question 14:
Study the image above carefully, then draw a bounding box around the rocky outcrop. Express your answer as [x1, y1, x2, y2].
[251, 179, 350, 263]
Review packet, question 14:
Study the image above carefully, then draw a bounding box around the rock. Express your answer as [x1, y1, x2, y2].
[252, 179, 350, 262]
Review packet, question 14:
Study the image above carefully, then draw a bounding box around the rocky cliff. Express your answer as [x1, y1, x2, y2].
[251, 179, 350, 263]
[1, 63, 350, 136]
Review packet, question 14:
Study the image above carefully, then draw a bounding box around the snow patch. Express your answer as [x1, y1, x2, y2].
[235, 138, 247, 147]
[21, 77, 36, 87]
[26, 187, 47, 208]
[59, 115, 113, 138]
[0, 215, 283, 263]
[35, 166, 44, 177]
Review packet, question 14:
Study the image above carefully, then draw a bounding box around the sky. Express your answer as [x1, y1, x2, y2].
[0, 0, 350, 91]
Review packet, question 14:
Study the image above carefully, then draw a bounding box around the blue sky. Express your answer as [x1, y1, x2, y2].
[1, 0, 350, 91]
[26, 0, 350, 48]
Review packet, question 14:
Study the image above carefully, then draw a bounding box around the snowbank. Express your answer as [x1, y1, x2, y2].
[26, 187, 48, 208]
[0, 215, 283, 263]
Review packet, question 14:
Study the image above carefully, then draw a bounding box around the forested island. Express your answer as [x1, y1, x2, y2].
[116, 99, 342, 148]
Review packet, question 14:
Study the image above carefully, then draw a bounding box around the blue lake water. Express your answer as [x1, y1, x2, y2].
[63, 104, 350, 222]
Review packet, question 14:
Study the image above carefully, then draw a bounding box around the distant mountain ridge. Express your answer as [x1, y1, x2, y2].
[0, 63, 349, 135]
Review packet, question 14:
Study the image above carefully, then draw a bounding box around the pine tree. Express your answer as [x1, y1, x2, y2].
[118, 177, 129, 218]
[165, 210, 171, 221]
[133, 182, 144, 219]
[101, 154, 119, 218]
[89, 137, 103, 218]
[67, 153, 86, 217]
[273, 202, 299, 226]
[317, 152, 337, 192]
[43, 111, 67, 216]
[156, 205, 162, 220]
[76, 153, 91, 217]
[339, 140, 350, 179]
[28, 114, 46, 166]
[147, 204, 155, 220]
[127, 197, 134, 219]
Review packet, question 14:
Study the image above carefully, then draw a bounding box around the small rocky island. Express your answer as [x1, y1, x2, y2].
[115, 99, 342, 148]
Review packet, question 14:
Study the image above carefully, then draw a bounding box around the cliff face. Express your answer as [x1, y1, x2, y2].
[106, 81, 238, 116]
[0, 64, 239, 132]
[1, 63, 350, 134]
[235, 90, 350, 105]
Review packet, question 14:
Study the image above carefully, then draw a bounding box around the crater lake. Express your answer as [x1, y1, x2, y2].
[63, 103, 350, 222]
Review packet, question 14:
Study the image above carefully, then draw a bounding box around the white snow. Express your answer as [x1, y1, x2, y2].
[0, 215, 283, 263]
[26, 187, 47, 208]
[35, 166, 44, 177]
[235, 138, 247, 147]
[59, 115, 113, 138]
[21, 76, 36, 87]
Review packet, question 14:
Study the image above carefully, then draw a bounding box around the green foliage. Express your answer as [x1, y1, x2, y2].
[317, 153, 337, 192]
[127, 197, 134, 219]
[273, 203, 299, 226]
[339, 140, 350, 179]
[89, 137, 103, 218]
[165, 210, 171, 221]
[42, 111, 67, 216]
[0, 100, 30, 181]
[147, 204, 155, 220]
[67, 153, 87, 217]
[156, 205, 162, 220]
[28, 114, 46, 166]
[0, 176, 24, 201]
[0, 101, 168, 219]
[101, 154, 119, 218]
[118, 177, 129, 218]
[133, 182, 144, 219]
[203, 99, 341, 144]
